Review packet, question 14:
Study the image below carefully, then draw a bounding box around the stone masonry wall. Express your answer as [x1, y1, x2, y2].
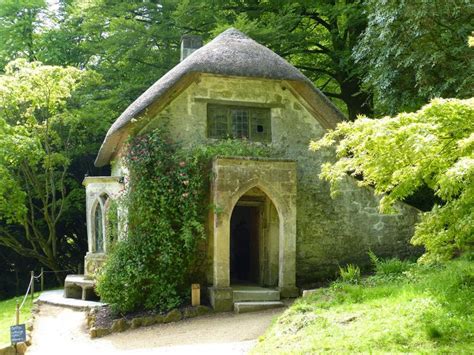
[113, 74, 420, 285]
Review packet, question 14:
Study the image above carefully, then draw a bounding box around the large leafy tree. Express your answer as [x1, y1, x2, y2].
[0, 0, 46, 68]
[61, 0, 182, 115]
[354, 0, 474, 115]
[311, 98, 474, 262]
[0, 59, 99, 272]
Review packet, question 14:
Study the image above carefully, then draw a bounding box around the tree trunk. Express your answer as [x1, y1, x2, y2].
[340, 77, 373, 120]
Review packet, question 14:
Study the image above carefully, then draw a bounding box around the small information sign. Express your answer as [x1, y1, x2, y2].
[10, 324, 26, 344]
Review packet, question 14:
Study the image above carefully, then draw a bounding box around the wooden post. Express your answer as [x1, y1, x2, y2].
[30, 271, 34, 302]
[191, 284, 200, 306]
[40, 267, 44, 292]
[15, 301, 19, 325]
[78, 263, 81, 275]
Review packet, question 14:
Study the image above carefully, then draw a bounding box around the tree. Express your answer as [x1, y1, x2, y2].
[174, 0, 371, 119]
[0, 0, 46, 68]
[311, 98, 474, 262]
[61, 0, 182, 115]
[0, 59, 99, 272]
[354, 0, 474, 115]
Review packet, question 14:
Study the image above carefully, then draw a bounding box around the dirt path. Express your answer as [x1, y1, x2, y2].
[28, 304, 284, 354]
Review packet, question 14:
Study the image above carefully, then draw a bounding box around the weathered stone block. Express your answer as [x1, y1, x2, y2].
[15, 343, 27, 355]
[154, 314, 165, 324]
[0, 345, 16, 355]
[163, 309, 182, 323]
[111, 318, 129, 333]
[130, 317, 142, 329]
[196, 305, 212, 316]
[92, 326, 112, 338]
[141, 316, 156, 326]
[209, 287, 233, 312]
[183, 307, 198, 318]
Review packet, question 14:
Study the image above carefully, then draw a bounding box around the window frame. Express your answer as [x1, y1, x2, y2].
[92, 194, 108, 253]
[207, 104, 272, 143]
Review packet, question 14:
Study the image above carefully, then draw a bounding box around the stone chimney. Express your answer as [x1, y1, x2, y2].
[180, 34, 203, 61]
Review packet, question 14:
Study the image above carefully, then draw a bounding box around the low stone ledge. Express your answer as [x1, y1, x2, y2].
[0, 345, 15, 355]
[0, 341, 29, 355]
[88, 305, 212, 339]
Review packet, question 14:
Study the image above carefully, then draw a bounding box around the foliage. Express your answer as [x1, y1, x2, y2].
[368, 250, 413, 279]
[254, 257, 474, 354]
[311, 98, 474, 262]
[174, 0, 370, 119]
[0, 0, 46, 68]
[337, 264, 361, 284]
[0, 59, 99, 272]
[97, 130, 276, 313]
[105, 199, 118, 253]
[354, 0, 474, 115]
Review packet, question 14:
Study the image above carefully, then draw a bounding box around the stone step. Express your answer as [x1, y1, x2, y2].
[234, 301, 284, 313]
[233, 289, 280, 302]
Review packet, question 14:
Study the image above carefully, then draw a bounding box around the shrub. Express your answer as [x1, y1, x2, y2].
[338, 264, 361, 284]
[368, 250, 413, 278]
[97, 130, 277, 314]
[311, 98, 474, 262]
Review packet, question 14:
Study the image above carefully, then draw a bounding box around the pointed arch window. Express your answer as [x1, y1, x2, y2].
[93, 194, 109, 253]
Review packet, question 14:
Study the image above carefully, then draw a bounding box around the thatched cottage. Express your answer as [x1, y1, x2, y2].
[79, 29, 418, 311]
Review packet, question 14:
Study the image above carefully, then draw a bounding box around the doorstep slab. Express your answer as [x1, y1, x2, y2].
[233, 289, 280, 302]
[36, 290, 105, 310]
[234, 301, 284, 313]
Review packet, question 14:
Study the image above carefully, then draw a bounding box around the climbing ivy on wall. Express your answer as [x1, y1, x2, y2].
[97, 129, 277, 313]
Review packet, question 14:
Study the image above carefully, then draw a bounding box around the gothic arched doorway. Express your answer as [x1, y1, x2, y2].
[229, 187, 279, 286]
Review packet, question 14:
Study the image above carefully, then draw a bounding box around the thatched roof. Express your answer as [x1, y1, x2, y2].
[95, 28, 345, 167]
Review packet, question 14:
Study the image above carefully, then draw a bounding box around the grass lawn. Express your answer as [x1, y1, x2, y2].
[0, 293, 38, 346]
[253, 257, 474, 354]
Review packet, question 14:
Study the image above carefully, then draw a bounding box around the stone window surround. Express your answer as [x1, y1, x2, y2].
[83, 177, 123, 243]
[206, 102, 273, 142]
[83, 176, 123, 277]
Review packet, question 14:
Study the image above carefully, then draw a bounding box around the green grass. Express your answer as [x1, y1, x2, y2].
[0, 293, 38, 346]
[253, 257, 474, 354]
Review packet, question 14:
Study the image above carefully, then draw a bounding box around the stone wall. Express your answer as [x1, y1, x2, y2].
[112, 74, 420, 285]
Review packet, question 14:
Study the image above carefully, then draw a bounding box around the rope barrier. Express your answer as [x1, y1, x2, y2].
[19, 276, 33, 310]
[42, 269, 75, 273]
[12, 267, 78, 330]
[13, 267, 78, 316]
[3, 268, 75, 273]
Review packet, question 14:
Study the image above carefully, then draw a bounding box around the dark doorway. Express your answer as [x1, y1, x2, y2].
[230, 205, 260, 284]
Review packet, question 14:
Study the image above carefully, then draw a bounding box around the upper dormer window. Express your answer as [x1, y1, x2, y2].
[207, 104, 271, 142]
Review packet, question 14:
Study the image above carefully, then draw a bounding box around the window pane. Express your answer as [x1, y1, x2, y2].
[94, 205, 104, 253]
[207, 104, 271, 142]
[208, 105, 228, 138]
[250, 109, 271, 142]
[231, 109, 249, 138]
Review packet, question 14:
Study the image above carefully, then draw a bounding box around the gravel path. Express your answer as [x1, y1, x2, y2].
[28, 304, 284, 354]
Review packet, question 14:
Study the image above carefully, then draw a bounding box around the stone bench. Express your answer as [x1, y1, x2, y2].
[64, 274, 97, 301]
